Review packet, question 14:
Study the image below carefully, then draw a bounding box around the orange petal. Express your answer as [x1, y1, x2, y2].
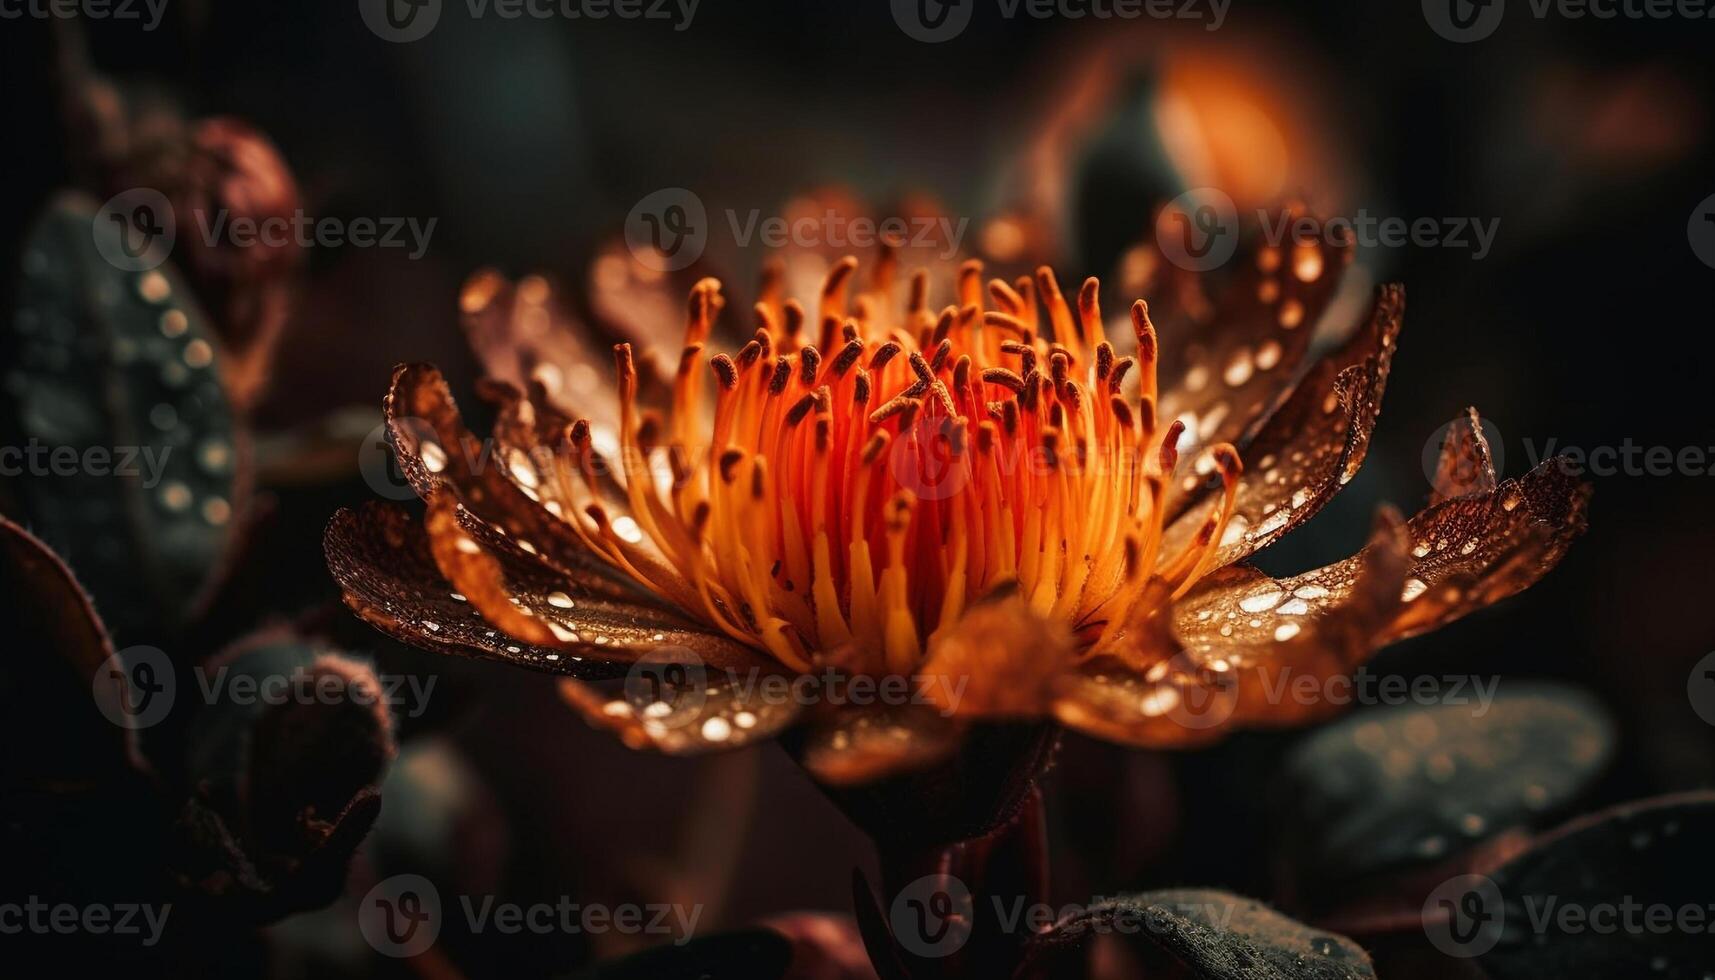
[1429, 405, 1500, 505]
[460, 268, 637, 432]
[917, 585, 1076, 719]
[557, 669, 802, 756]
[385, 362, 640, 585]
[1053, 506, 1410, 747]
[324, 503, 768, 677]
[1386, 456, 1590, 643]
[1162, 284, 1404, 567]
[793, 703, 963, 786]
[1155, 212, 1357, 472]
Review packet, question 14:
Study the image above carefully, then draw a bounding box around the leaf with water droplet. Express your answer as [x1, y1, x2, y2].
[1275, 682, 1613, 904]
[1, 193, 245, 642]
[1015, 888, 1376, 979]
[1153, 212, 1357, 510]
[1161, 285, 1402, 566]
[1478, 792, 1715, 980]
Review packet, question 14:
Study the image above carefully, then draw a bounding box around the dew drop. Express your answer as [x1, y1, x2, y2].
[421, 440, 448, 473]
[1240, 590, 1285, 613]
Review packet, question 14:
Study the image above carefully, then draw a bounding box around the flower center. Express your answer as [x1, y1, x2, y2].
[567, 254, 1241, 675]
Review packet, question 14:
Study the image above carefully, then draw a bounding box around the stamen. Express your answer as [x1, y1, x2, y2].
[566, 256, 1232, 679]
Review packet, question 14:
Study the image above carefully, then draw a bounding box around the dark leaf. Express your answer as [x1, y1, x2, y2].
[1477, 792, 1715, 980]
[0, 514, 137, 783]
[2, 193, 246, 642]
[1275, 683, 1613, 901]
[1016, 889, 1376, 980]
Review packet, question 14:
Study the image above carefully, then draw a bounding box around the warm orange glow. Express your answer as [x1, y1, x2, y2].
[565, 253, 1243, 676]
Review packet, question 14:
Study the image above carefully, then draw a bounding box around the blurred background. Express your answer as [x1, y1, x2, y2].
[2, 0, 1713, 976]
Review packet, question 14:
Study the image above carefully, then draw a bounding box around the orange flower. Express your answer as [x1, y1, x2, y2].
[325, 229, 1588, 786]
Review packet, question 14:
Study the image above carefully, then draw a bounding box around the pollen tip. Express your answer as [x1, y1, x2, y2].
[1159, 418, 1186, 471]
[930, 338, 953, 374]
[1213, 443, 1244, 479]
[870, 340, 903, 372]
[1130, 300, 1158, 360]
[1111, 396, 1134, 429]
[718, 448, 745, 482]
[768, 357, 792, 396]
[711, 354, 739, 390]
[828, 339, 862, 377]
[862, 430, 891, 464]
[786, 390, 819, 427]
